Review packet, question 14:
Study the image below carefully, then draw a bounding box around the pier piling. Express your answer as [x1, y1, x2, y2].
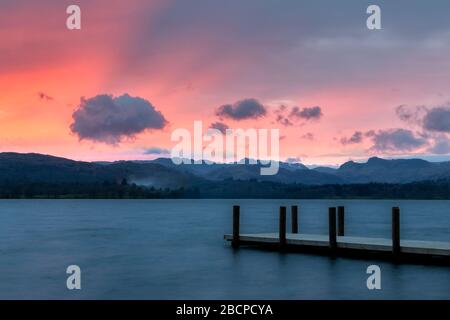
[291, 205, 298, 234]
[338, 206, 345, 236]
[232, 205, 240, 249]
[225, 205, 450, 263]
[279, 206, 287, 247]
[328, 207, 337, 251]
[392, 207, 400, 256]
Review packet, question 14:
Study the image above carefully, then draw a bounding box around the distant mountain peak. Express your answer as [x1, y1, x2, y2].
[339, 160, 359, 169]
[367, 156, 384, 163]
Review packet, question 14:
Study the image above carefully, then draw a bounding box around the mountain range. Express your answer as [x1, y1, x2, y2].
[2, 152, 450, 189]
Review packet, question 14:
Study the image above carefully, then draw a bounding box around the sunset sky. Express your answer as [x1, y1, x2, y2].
[1, 0, 450, 166]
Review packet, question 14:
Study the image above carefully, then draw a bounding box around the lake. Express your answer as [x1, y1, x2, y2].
[0, 199, 449, 299]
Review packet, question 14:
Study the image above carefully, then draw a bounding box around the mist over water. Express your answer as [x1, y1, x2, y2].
[0, 199, 448, 299]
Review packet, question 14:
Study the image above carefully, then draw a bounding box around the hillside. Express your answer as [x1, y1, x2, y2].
[1, 152, 450, 198]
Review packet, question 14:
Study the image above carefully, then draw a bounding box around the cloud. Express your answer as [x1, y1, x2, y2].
[215, 98, 267, 120]
[395, 104, 450, 134]
[290, 106, 322, 120]
[209, 121, 229, 134]
[395, 104, 428, 126]
[396, 105, 415, 122]
[274, 105, 292, 126]
[422, 107, 450, 133]
[38, 92, 53, 101]
[340, 131, 363, 145]
[70, 93, 167, 144]
[275, 105, 323, 126]
[275, 115, 293, 126]
[144, 147, 170, 155]
[428, 137, 450, 154]
[301, 132, 315, 140]
[368, 128, 428, 152]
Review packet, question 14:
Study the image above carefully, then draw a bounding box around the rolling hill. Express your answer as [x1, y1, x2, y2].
[2, 153, 450, 190]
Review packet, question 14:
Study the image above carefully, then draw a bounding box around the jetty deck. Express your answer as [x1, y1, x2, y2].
[224, 233, 450, 257]
[224, 205, 450, 263]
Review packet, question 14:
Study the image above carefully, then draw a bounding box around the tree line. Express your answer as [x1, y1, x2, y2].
[1, 178, 450, 199]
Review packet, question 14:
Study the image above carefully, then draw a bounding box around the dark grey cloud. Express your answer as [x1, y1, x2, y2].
[423, 107, 450, 133]
[368, 128, 427, 152]
[395, 105, 428, 126]
[209, 121, 229, 134]
[428, 137, 450, 154]
[275, 105, 323, 126]
[70, 93, 167, 144]
[274, 105, 293, 126]
[144, 147, 170, 155]
[392, 105, 450, 154]
[396, 105, 416, 122]
[38, 92, 53, 101]
[290, 106, 323, 120]
[301, 132, 315, 140]
[275, 115, 293, 127]
[216, 98, 267, 120]
[340, 131, 363, 145]
[345, 106, 450, 153]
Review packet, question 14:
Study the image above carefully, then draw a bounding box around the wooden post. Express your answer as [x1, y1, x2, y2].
[392, 206, 400, 256]
[279, 206, 287, 247]
[338, 206, 345, 236]
[232, 205, 240, 249]
[328, 207, 337, 250]
[291, 205, 298, 234]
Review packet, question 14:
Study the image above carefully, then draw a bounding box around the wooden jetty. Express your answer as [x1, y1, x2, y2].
[224, 205, 450, 263]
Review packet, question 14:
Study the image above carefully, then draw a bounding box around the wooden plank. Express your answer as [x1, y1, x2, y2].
[401, 239, 450, 256]
[224, 233, 450, 257]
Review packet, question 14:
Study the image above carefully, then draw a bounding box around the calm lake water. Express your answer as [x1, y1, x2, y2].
[0, 199, 449, 299]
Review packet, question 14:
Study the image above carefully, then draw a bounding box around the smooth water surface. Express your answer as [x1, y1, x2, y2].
[0, 199, 449, 299]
